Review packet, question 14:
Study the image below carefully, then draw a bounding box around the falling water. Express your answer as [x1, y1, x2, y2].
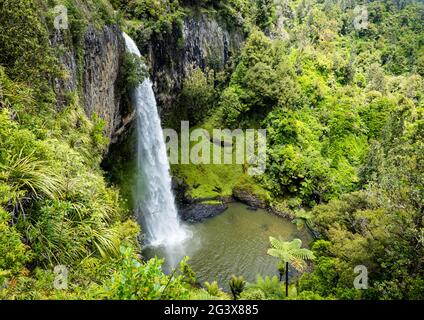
[123, 33, 190, 257]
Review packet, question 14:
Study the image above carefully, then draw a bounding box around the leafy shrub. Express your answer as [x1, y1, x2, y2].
[179, 68, 216, 125]
[122, 52, 149, 91]
[99, 247, 191, 300]
[0, 208, 31, 276]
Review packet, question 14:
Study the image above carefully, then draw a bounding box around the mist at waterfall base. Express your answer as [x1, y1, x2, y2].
[123, 33, 191, 267]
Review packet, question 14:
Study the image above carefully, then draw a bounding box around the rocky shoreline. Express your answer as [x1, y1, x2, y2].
[173, 176, 297, 223]
[179, 202, 229, 223]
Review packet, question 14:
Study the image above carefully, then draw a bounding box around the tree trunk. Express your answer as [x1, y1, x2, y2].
[230, 288, 237, 301]
[306, 221, 319, 240]
[285, 261, 289, 297]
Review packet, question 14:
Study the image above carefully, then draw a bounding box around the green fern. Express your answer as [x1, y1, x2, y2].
[267, 237, 315, 271]
[229, 275, 246, 300]
[267, 237, 315, 297]
[292, 209, 314, 231]
[190, 289, 222, 300]
[249, 275, 284, 298]
[204, 281, 220, 296]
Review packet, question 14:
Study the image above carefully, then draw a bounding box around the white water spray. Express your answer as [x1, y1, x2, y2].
[123, 33, 190, 251]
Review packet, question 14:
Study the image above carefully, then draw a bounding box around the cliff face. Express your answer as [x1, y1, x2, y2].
[52, 25, 130, 145]
[52, 12, 244, 146]
[82, 25, 127, 142]
[140, 12, 245, 123]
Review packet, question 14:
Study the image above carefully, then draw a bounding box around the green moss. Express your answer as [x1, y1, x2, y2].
[171, 130, 270, 201]
[173, 162, 243, 199]
[102, 130, 137, 214]
[233, 175, 271, 204]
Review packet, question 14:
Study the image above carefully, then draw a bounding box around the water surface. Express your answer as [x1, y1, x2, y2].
[144, 202, 311, 287]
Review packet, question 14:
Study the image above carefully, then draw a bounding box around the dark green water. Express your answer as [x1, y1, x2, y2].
[144, 202, 311, 287]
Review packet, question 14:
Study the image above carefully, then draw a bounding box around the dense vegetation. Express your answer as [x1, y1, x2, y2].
[0, 0, 234, 300]
[201, 0, 423, 299]
[1, 0, 423, 300]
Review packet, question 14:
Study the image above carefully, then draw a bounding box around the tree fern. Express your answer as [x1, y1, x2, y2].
[229, 275, 246, 300]
[267, 237, 315, 296]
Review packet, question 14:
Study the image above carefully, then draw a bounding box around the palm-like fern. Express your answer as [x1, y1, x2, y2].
[229, 275, 246, 300]
[267, 237, 315, 297]
[204, 281, 220, 296]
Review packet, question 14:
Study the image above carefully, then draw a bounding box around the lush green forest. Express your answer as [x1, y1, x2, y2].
[0, 0, 423, 300]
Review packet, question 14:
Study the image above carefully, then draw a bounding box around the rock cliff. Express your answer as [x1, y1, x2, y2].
[82, 25, 127, 142]
[53, 11, 245, 147]
[139, 12, 245, 123]
[101, 11, 245, 209]
[52, 25, 129, 145]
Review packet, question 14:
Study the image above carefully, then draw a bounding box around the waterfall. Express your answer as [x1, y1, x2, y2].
[123, 33, 190, 251]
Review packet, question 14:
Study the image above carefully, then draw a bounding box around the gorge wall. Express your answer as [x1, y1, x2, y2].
[52, 11, 244, 147]
[137, 12, 245, 125]
[52, 24, 131, 146]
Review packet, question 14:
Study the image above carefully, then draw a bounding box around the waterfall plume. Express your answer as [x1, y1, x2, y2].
[123, 33, 190, 256]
